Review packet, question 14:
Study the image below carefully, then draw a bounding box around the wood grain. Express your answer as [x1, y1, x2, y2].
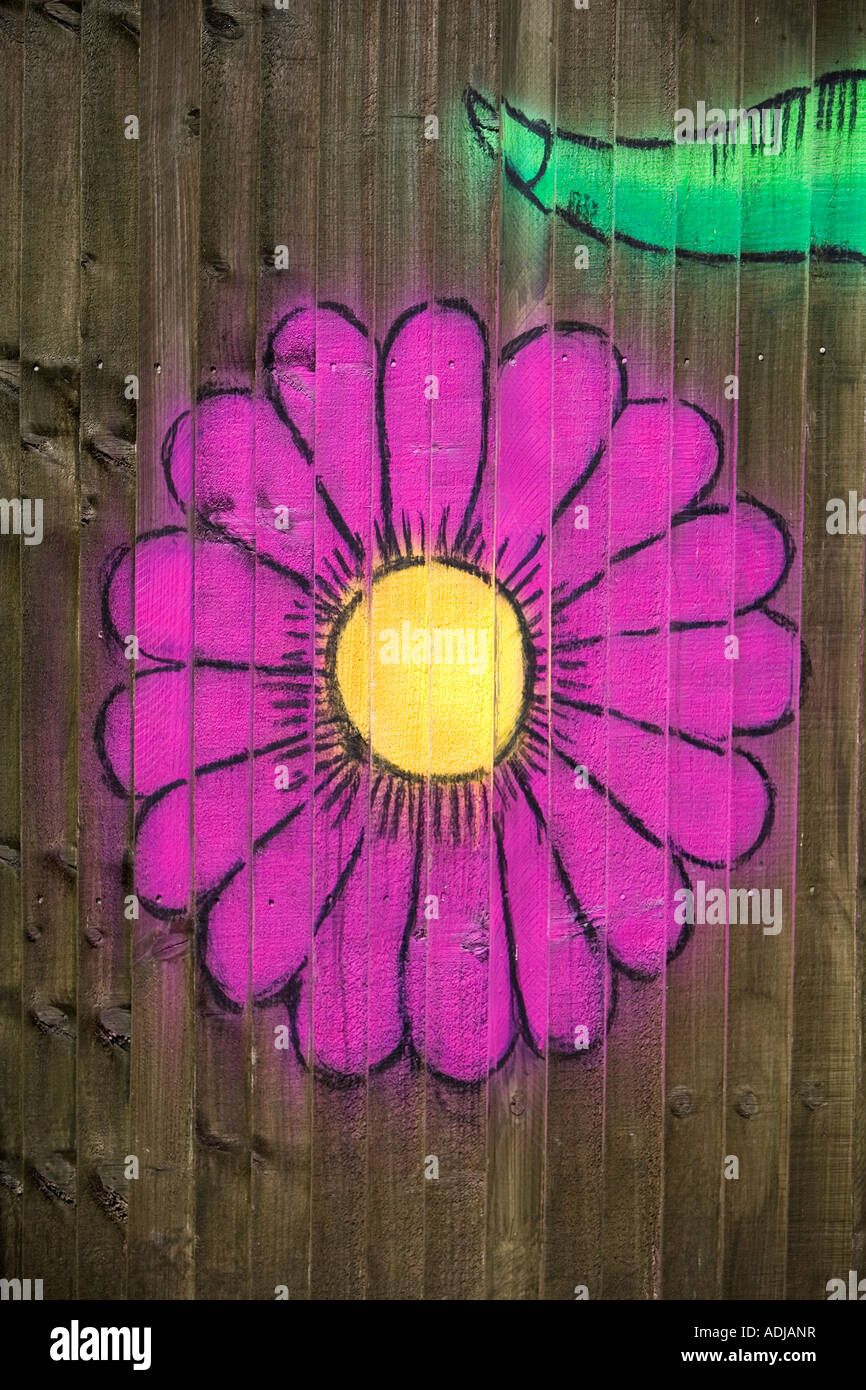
[485, 0, 553, 1302]
[787, 0, 866, 1300]
[194, 0, 261, 1300]
[19, 0, 81, 1299]
[306, 0, 370, 1301]
[542, 0, 615, 1302]
[362, 0, 437, 1301]
[722, 0, 811, 1303]
[250, 0, 318, 1302]
[130, 0, 199, 1300]
[425, 0, 499, 1302]
[661, 0, 741, 1301]
[77, 0, 138, 1299]
[0, 0, 864, 1303]
[601, 0, 676, 1300]
[0, 0, 25, 1286]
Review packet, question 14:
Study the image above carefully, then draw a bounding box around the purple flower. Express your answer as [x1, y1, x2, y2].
[97, 300, 801, 1083]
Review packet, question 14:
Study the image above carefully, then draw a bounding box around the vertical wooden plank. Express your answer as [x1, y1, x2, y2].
[251, 0, 318, 1301]
[662, 0, 742, 1300]
[303, 0, 388, 1301]
[77, 0, 138, 1298]
[542, 0, 615, 1302]
[356, 0, 437, 1302]
[130, 0, 199, 1299]
[407, 0, 500, 1303]
[0, 0, 25, 1283]
[858, 473, 866, 1288]
[601, 0, 676, 1300]
[19, 0, 81, 1298]
[788, 5, 865, 1299]
[485, 0, 553, 1302]
[306, 0, 378, 1305]
[310, 1, 397, 1306]
[193, 0, 260, 1300]
[722, 0, 811, 1301]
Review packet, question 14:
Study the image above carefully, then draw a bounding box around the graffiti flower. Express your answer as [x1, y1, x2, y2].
[97, 300, 802, 1084]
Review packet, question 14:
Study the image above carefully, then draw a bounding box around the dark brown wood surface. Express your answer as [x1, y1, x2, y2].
[19, 0, 81, 1300]
[131, 0, 198, 1301]
[0, 0, 864, 1302]
[78, 0, 138, 1300]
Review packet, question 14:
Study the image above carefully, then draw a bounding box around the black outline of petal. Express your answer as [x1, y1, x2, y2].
[161, 385, 313, 596]
[102, 526, 190, 666]
[553, 492, 795, 625]
[492, 784, 617, 1061]
[263, 300, 372, 468]
[580, 603, 804, 745]
[92, 666, 174, 801]
[498, 319, 628, 527]
[196, 801, 310, 1014]
[376, 298, 491, 561]
[132, 734, 312, 921]
[551, 725, 776, 872]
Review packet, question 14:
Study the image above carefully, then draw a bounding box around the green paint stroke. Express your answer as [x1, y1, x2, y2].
[465, 69, 866, 264]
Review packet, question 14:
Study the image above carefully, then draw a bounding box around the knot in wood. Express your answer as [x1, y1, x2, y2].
[669, 1086, 694, 1118]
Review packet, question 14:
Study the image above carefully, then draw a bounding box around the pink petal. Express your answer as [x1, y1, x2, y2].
[504, 324, 619, 609]
[126, 530, 192, 663]
[669, 610, 800, 740]
[565, 500, 790, 635]
[554, 713, 773, 866]
[203, 734, 314, 1005]
[135, 747, 310, 915]
[610, 399, 722, 548]
[501, 322, 618, 519]
[107, 531, 310, 666]
[203, 802, 312, 1003]
[554, 610, 799, 746]
[163, 391, 316, 580]
[404, 789, 514, 1081]
[266, 303, 373, 568]
[496, 780, 608, 1053]
[293, 774, 412, 1076]
[197, 540, 312, 665]
[669, 739, 773, 866]
[553, 397, 722, 597]
[549, 755, 687, 979]
[102, 652, 312, 807]
[379, 301, 488, 556]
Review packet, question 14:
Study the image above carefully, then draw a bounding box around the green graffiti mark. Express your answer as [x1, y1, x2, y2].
[465, 69, 866, 264]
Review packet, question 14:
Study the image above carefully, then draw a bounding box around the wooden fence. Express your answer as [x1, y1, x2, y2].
[0, 0, 864, 1300]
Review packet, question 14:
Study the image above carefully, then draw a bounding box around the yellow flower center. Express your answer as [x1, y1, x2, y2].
[333, 559, 528, 779]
